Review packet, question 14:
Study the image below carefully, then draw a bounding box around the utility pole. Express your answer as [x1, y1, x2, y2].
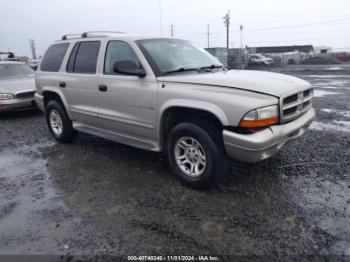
[223, 10, 230, 67]
[207, 23, 210, 48]
[29, 39, 37, 59]
[240, 25, 243, 69]
[170, 24, 174, 37]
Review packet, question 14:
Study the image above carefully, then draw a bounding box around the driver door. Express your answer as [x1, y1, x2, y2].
[98, 40, 158, 142]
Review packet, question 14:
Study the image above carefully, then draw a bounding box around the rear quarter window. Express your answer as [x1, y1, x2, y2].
[40, 43, 69, 72]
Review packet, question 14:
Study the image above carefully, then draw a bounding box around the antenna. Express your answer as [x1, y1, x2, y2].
[159, 0, 162, 36]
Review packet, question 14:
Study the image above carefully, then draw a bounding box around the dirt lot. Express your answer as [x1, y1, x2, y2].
[0, 67, 349, 261]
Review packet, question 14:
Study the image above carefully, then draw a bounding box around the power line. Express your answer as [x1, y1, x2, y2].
[246, 30, 350, 45]
[177, 18, 350, 39]
[241, 17, 350, 32]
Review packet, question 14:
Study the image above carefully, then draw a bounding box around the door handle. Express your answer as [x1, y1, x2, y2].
[59, 82, 66, 88]
[99, 85, 108, 92]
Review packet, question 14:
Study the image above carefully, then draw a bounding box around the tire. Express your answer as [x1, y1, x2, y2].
[167, 121, 227, 189]
[46, 100, 76, 143]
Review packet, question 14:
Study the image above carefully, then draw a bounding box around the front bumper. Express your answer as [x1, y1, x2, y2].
[0, 98, 36, 112]
[223, 107, 316, 163]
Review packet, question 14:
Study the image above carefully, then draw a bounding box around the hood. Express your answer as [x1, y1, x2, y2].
[0, 76, 35, 94]
[157, 70, 311, 97]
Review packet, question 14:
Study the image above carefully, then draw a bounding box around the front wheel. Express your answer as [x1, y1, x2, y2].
[167, 122, 227, 189]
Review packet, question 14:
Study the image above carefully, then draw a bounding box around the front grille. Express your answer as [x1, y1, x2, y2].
[303, 100, 310, 107]
[303, 90, 311, 97]
[15, 91, 36, 99]
[283, 106, 297, 116]
[283, 94, 298, 105]
[281, 88, 313, 123]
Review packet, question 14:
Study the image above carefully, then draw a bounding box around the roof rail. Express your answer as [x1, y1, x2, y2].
[81, 31, 126, 38]
[61, 34, 81, 40]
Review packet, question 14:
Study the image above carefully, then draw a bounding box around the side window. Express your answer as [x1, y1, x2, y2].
[66, 43, 79, 73]
[40, 43, 69, 72]
[104, 41, 142, 75]
[67, 41, 100, 74]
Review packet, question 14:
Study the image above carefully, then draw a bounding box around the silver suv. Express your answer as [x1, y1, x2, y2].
[35, 32, 315, 189]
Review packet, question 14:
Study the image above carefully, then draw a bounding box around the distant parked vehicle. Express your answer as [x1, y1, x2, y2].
[27, 59, 40, 70]
[338, 53, 350, 62]
[0, 61, 37, 112]
[249, 54, 274, 66]
[302, 56, 338, 65]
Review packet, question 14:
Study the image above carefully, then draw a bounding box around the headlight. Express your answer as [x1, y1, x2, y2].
[240, 105, 279, 128]
[0, 93, 15, 101]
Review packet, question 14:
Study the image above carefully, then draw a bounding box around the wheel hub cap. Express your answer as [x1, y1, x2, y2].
[174, 137, 206, 177]
[49, 109, 63, 136]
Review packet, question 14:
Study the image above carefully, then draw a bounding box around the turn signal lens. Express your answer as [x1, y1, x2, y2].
[240, 105, 279, 128]
[240, 117, 279, 128]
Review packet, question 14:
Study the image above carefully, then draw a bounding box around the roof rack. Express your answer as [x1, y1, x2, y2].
[61, 31, 126, 41]
[81, 31, 126, 38]
[61, 34, 82, 40]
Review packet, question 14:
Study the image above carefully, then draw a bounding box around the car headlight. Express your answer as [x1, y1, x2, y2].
[0, 93, 15, 101]
[240, 105, 279, 128]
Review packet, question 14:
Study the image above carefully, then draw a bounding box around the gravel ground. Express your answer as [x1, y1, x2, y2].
[0, 67, 349, 261]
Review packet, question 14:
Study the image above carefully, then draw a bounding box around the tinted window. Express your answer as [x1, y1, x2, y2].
[40, 43, 69, 72]
[104, 41, 142, 74]
[73, 41, 100, 74]
[66, 43, 79, 73]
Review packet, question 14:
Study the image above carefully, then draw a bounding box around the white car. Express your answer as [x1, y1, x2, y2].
[0, 61, 36, 112]
[249, 54, 274, 66]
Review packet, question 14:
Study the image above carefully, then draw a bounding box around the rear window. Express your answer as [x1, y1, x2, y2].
[67, 41, 100, 74]
[40, 43, 69, 72]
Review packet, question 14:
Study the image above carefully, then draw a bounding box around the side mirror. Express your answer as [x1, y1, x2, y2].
[113, 60, 146, 77]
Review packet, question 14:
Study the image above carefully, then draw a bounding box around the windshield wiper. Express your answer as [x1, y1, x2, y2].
[199, 64, 225, 71]
[162, 67, 199, 75]
[162, 65, 225, 75]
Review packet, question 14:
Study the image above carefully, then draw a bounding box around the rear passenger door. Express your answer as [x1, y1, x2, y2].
[62, 41, 101, 126]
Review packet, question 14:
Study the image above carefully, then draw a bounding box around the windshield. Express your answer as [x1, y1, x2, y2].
[0, 64, 34, 79]
[137, 38, 222, 75]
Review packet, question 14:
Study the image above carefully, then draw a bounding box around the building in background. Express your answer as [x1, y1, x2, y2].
[199, 45, 338, 67]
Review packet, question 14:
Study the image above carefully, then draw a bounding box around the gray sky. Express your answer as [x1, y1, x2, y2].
[1, 0, 350, 57]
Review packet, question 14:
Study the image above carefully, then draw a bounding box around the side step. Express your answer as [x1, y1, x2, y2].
[72, 122, 160, 152]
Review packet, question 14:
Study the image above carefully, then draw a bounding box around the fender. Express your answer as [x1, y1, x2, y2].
[41, 86, 72, 119]
[158, 99, 229, 141]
